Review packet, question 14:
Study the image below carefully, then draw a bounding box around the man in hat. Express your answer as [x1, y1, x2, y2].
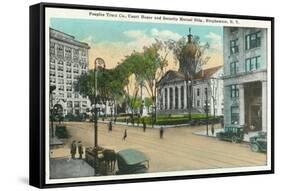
[70, 140, 77, 159]
[78, 141, 84, 159]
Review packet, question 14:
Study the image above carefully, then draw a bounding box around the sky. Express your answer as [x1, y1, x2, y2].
[50, 18, 223, 71]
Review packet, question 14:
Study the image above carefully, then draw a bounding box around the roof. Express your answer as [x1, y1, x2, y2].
[157, 66, 222, 86]
[117, 149, 148, 165]
[50, 27, 90, 49]
[194, 66, 222, 79]
[157, 70, 185, 86]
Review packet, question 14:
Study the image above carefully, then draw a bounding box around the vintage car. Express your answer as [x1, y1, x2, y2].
[216, 126, 244, 143]
[116, 149, 149, 175]
[249, 132, 267, 152]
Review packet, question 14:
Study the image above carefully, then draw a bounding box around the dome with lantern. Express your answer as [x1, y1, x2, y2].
[179, 28, 202, 76]
[183, 28, 201, 58]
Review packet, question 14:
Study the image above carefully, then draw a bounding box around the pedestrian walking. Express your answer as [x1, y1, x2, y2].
[160, 127, 164, 139]
[122, 129, 127, 140]
[143, 121, 146, 132]
[211, 125, 215, 136]
[78, 141, 83, 159]
[70, 140, 77, 159]
[108, 120, 113, 131]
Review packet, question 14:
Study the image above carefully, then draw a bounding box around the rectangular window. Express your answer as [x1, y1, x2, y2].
[231, 106, 239, 124]
[50, 42, 55, 55]
[57, 44, 64, 58]
[245, 56, 261, 72]
[230, 62, 239, 75]
[230, 39, 239, 54]
[74, 101, 80, 107]
[231, 85, 239, 98]
[245, 31, 261, 50]
[67, 101, 73, 108]
[73, 49, 79, 61]
[197, 100, 200, 107]
[197, 88, 200, 96]
[65, 47, 72, 60]
[67, 93, 72, 98]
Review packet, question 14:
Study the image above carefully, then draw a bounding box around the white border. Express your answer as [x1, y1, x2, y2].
[45, 7, 272, 184]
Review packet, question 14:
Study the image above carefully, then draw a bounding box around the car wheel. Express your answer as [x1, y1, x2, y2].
[231, 136, 238, 143]
[251, 144, 259, 152]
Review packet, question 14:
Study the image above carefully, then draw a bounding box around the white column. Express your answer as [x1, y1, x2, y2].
[162, 89, 165, 110]
[239, 84, 245, 127]
[178, 86, 181, 109]
[184, 81, 187, 109]
[262, 81, 267, 132]
[167, 87, 170, 110]
[172, 86, 176, 109]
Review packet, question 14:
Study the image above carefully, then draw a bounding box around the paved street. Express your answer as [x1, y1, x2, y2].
[51, 122, 266, 173]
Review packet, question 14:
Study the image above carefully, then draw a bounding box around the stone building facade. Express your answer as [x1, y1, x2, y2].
[157, 66, 224, 116]
[223, 27, 267, 132]
[49, 28, 91, 115]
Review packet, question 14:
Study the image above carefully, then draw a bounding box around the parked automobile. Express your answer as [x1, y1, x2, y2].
[249, 132, 267, 152]
[216, 126, 244, 143]
[116, 149, 149, 175]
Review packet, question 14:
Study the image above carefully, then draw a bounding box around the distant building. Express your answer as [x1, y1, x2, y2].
[49, 28, 91, 115]
[223, 27, 267, 132]
[157, 66, 224, 116]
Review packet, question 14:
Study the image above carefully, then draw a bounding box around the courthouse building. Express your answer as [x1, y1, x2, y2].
[49, 28, 91, 115]
[157, 66, 224, 116]
[223, 27, 267, 132]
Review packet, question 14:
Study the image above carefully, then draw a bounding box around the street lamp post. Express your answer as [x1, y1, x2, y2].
[93, 57, 106, 149]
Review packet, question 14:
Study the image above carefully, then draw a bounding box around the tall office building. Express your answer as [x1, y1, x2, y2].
[223, 27, 267, 132]
[49, 28, 91, 115]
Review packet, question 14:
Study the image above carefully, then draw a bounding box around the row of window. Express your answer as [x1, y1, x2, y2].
[230, 55, 261, 75]
[49, 71, 81, 79]
[67, 101, 88, 108]
[50, 43, 87, 61]
[230, 31, 261, 55]
[50, 66, 85, 74]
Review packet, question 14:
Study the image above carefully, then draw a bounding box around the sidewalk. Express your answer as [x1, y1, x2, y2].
[50, 158, 95, 179]
[193, 128, 260, 142]
[98, 119, 190, 128]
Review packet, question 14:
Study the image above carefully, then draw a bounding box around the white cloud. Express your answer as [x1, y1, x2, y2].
[81, 36, 95, 47]
[205, 32, 222, 51]
[123, 30, 146, 39]
[150, 28, 182, 41]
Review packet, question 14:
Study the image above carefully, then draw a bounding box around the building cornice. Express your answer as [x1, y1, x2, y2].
[223, 69, 267, 86]
[50, 28, 90, 49]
